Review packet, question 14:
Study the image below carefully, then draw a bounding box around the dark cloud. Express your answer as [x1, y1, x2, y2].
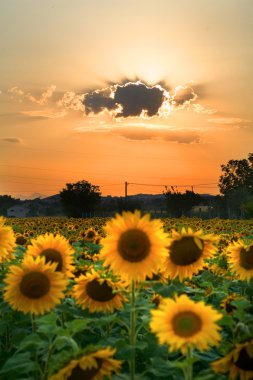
[1, 137, 22, 143]
[82, 80, 202, 118]
[171, 86, 197, 108]
[83, 81, 167, 118]
[84, 88, 116, 114]
[114, 82, 164, 117]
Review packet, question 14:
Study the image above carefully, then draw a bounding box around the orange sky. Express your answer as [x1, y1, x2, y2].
[1, 0, 253, 198]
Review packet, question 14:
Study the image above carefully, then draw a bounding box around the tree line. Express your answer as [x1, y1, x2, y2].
[1, 153, 252, 218]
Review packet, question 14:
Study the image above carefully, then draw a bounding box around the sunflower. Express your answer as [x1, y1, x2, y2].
[84, 228, 98, 242]
[72, 270, 127, 313]
[150, 294, 222, 353]
[221, 293, 238, 314]
[212, 340, 253, 380]
[0, 216, 16, 263]
[99, 210, 169, 282]
[3, 255, 67, 315]
[15, 234, 27, 246]
[49, 347, 121, 380]
[163, 228, 218, 281]
[151, 293, 164, 308]
[227, 240, 253, 281]
[26, 233, 75, 277]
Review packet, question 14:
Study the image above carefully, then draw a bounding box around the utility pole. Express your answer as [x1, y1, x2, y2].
[125, 181, 128, 198]
[191, 185, 194, 192]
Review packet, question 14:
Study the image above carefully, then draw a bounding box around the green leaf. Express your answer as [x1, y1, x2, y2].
[0, 352, 37, 375]
[218, 315, 234, 327]
[65, 318, 91, 335]
[53, 336, 79, 352]
[17, 333, 46, 352]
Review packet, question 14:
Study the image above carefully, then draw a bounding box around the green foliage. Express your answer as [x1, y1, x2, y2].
[241, 196, 253, 218]
[1, 217, 253, 379]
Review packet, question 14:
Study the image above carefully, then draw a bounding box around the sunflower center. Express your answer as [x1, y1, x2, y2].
[239, 246, 253, 270]
[234, 347, 253, 371]
[41, 248, 63, 271]
[224, 301, 236, 314]
[16, 235, 27, 245]
[117, 228, 151, 262]
[86, 279, 115, 302]
[20, 271, 50, 299]
[170, 237, 203, 266]
[172, 311, 202, 337]
[86, 231, 96, 238]
[68, 359, 103, 380]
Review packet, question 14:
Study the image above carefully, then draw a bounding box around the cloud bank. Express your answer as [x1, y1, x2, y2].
[83, 81, 169, 118]
[6, 80, 216, 120]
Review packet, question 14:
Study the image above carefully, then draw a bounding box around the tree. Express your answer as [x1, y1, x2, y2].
[164, 187, 202, 217]
[59, 180, 101, 217]
[219, 153, 253, 196]
[219, 153, 253, 218]
[117, 197, 143, 214]
[0, 195, 21, 216]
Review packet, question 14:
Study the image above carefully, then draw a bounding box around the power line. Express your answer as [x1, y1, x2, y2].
[128, 182, 218, 187]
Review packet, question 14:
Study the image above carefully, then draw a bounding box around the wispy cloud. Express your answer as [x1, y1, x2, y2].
[8, 85, 56, 105]
[113, 127, 201, 143]
[57, 91, 85, 111]
[75, 123, 201, 144]
[207, 117, 250, 124]
[21, 109, 67, 119]
[191, 104, 217, 114]
[171, 85, 197, 109]
[1, 137, 23, 144]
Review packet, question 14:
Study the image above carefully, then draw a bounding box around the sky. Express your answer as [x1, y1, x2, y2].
[1, 0, 253, 198]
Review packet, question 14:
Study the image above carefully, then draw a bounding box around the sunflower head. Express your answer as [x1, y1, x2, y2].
[0, 216, 16, 263]
[212, 340, 253, 380]
[99, 210, 169, 283]
[221, 293, 239, 314]
[84, 228, 98, 242]
[227, 240, 253, 281]
[150, 294, 222, 353]
[15, 234, 27, 246]
[26, 233, 75, 277]
[48, 347, 121, 380]
[3, 255, 67, 315]
[72, 269, 127, 313]
[164, 227, 218, 281]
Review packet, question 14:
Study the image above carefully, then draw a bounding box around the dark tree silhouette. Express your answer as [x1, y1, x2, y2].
[117, 198, 143, 214]
[59, 180, 101, 217]
[219, 153, 253, 195]
[218, 153, 253, 218]
[0, 195, 21, 216]
[164, 187, 202, 217]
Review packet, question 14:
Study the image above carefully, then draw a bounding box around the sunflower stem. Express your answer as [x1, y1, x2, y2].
[185, 346, 193, 380]
[31, 313, 36, 333]
[30, 313, 39, 379]
[130, 280, 136, 380]
[44, 343, 53, 380]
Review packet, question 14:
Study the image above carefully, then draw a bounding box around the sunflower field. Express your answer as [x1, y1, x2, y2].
[0, 213, 253, 380]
